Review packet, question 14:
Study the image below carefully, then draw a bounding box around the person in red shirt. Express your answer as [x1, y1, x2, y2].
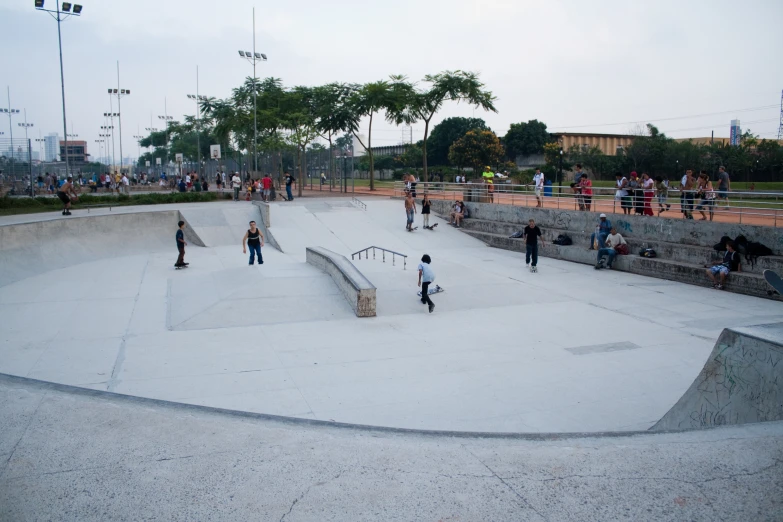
[579, 173, 593, 211]
[261, 173, 273, 202]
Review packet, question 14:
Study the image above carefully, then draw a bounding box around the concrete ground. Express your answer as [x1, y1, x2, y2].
[1, 375, 782, 521]
[2, 198, 783, 433]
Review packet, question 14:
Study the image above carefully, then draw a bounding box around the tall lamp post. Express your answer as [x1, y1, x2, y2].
[18, 110, 34, 196]
[145, 125, 158, 178]
[187, 68, 207, 179]
[158, 98, 173, 175]
[237, 8, 268, 175]
[94, 139, 104, 168]
[34, 1, 83, 181]
[100, 124, 114, 169]
[104, 112, 118, 171]
[2, 87, 20, 160]
[108, 63, 129, 172]
[558, 148, 563, 195]
[132, 128, 145, 174]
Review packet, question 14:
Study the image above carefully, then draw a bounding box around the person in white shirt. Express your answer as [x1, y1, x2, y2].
[596, 228, 627, 269]
[231, 172, 242, 201]
[615, 172, 630, 214]
[121, 174, 130, 195]
[533, 168, 545, 207]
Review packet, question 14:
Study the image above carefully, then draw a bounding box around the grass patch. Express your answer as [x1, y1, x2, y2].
[0, 191, 232, 216]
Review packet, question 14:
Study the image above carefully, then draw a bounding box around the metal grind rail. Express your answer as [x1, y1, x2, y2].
[352, 246, 407, 270]
[351, 197, 367, 210]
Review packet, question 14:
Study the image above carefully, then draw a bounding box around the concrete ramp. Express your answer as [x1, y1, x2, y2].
[0, 210, 204, 288]
[651, 323, 783, 431]
[178, 205, 263, 247]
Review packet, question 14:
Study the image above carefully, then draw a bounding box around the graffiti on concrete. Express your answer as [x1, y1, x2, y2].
[616, 220, 633, 233]
[644, 223, 673, 237]
[554, 212, 572, 230]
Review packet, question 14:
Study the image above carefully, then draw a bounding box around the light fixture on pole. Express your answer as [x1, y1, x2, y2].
[237, 7, 268, 174]
[158, 99, 173, 170]
[133, 129, 144, 167]
[34, 1, 84, 181]
[108, 64, 129, 172]
[2, 88, 21, 161]
[100, 124, 114, 168]
[187, 70, 208, 177]
[94, 139, 105, 166]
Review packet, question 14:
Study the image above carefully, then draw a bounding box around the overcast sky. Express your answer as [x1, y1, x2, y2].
[1, 0, 782, 161]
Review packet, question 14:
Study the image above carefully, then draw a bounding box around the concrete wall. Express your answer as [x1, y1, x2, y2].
[652, 323, 783, 431]
[306, 247, 376, 317]
[251, 201, 282, 253]
[430, 199, 782, 253]
[0, 210, 205, 288]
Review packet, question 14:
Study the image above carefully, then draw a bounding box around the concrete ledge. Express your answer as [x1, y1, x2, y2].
[251, 201, 282, 252]
[306, 246, 376, 317]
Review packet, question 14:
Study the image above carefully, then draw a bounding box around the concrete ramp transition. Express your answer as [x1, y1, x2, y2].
[652, 323, 783, 431]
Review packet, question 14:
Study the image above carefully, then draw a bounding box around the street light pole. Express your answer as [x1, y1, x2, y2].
[35, 1, 83, 181]
[3, 87, 20, 159]
[158, 98, 173, 175]
[237, 8, 268, 175]
[187, 67, 207, 180]
[109, 62, 129, 173]
[19, 109, 34, 196]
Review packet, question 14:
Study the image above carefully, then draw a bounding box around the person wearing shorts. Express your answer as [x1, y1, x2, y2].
[716, 166, 730, 206]
[706, 241, 740, 290]
[533, 168, 544, 208]
[57, 176, 78, 215]
[404, 191, 416, 230]
[262, 173, 273, 202]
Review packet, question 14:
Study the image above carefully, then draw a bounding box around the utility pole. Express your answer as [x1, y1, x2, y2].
[109, 62, 129, 173]
[237, 8, 268, 175]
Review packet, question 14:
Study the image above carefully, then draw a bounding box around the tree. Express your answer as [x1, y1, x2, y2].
[336, 77, 412, 190]
[408, 71, 497, 182]
[282, 86, 320, 197]
[503, 120, 551, 160]
[313, 83, 354, 188]
[448, 130, 504, 174]
[426, 117, 488, 167]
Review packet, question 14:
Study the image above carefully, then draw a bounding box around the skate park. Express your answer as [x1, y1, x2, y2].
[1, 196, 782, 519]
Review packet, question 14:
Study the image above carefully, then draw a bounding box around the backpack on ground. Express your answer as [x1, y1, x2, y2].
[553, 234, 572, 246]
[615, 244, 630, 256]
[509, 230, 524, 239]
[639, 248, 657, 258]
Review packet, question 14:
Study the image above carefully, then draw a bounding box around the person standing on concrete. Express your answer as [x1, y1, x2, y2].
[215, 173, 223, 193]
[523, 218, 544, 272]
[680, 169, 695, 219]
[242, 220, 265, 265]
[641, 172, 655, 216]
[121, 173, 130, 195]
[421, 193, 432, 229]
[175, 220, 188, 268]
[405, 191, 416, 231]
[695, 171, 716, 221]
[284, 172, 295, 201]
[417, 254, 436, 313]
[56, 176, 79, 216]
[533, 168, 545, 208]
[231, 172, 242, 201]
[655, 176, 670, 215]
[615, 172, 630, 214]
[716, 166, 731, 207]
[579, 173, 593, 212]
[262, 173, 273, 202]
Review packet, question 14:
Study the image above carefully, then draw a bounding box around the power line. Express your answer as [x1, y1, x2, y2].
[553, 104, 778, 130]
[661, 118, 778, 134]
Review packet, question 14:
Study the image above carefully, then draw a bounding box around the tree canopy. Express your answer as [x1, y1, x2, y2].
[503, 119, 552, 159]
[426, 117, 488, 167]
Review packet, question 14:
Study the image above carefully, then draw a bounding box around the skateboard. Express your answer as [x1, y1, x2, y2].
[407, 226, 418, 232]
[423, 223, 439, 230]
[417, 285, 444, 297]
[174, 264, 189, 270]
[763, 269, 783, 295]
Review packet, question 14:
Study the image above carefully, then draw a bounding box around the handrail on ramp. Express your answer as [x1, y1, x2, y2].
[352, 246, 407, 270]
[351, 197, 367, 210]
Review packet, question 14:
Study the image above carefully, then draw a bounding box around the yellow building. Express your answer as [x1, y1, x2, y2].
[551, 132, 636, 156]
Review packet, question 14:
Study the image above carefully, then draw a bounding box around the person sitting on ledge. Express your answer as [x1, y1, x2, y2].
[589, 213, 612, 250]
[706, 241, 741, 290]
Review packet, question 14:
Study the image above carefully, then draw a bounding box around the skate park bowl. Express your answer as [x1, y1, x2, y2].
[1, 198, 782, 434]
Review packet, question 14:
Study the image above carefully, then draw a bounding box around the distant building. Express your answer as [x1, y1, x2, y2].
[550, 132, 637, 156]
[369, 144, 410, 157]
[44, 133, 59, 161]
[59, 140, 88, 163]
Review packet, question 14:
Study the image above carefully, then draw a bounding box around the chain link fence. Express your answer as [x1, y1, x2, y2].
[0, 138, 34, 197]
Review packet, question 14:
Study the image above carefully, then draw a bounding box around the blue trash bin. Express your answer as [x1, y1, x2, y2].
[544, 179, 552, 198]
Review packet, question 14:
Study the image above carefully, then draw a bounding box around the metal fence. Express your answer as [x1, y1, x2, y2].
[0, 138, 34, 196]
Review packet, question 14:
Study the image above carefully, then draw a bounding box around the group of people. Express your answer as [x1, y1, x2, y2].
[234, 172, 296, 202]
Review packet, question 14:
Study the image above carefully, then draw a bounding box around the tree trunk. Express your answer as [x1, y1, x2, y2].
[368, 113, 374, 191]
[422, 118, 430, 183]
[328, 133, 334, 190]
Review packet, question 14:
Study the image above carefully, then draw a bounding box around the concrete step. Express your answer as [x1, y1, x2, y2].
[459, 217, 783, 276]
[464, 230, 780, 301]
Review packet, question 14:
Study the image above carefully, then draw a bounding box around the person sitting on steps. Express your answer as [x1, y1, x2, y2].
[706, 241, 741, 290]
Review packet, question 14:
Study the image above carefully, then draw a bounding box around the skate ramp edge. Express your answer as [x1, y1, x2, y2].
[651, 323, 783, 431]
[306, 246, 376, 317]
[251, 202, 282, 252]
[0, 210, 205, 287]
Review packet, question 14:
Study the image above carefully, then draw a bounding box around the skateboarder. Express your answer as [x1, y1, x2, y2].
[522, 218, 544, 272]
[421, 194, 432, 229]
[405, 191, 416, 231]
[175, 220, 188, 268]
[242, 220, 265, 265]
[56, 176, 79, 215]
[284, 172, 295, 201]
[417, 254, 435, 313]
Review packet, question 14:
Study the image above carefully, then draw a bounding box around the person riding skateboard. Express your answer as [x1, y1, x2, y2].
[175, 220, 189, 268]
[56, 176, 79, 215]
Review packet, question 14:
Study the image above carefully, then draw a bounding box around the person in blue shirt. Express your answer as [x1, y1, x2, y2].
[175, 220, 188, 268]
[589, 213, 613, 250]
[417, 254, 436, 313]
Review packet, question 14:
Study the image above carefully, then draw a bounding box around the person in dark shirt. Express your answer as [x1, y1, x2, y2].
[705, 240, 740, 290]
[242, 220, 265, 265]
[522, 218, 545, 272]
[175, 220, 188, 268]
[421, 194, 432, 229]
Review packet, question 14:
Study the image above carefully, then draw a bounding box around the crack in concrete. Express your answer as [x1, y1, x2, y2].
[463, 446, 549, 521]
[0, 392, 46, 480]
[108, 260, 149, 392]
[279, 471, 342, 522]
